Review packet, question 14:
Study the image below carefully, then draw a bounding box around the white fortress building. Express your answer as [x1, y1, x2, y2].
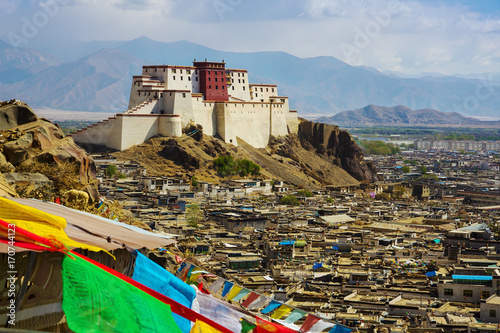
[72, 60, 299, 151]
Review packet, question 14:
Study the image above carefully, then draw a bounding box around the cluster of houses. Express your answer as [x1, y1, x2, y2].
[92, 147, 500, 332]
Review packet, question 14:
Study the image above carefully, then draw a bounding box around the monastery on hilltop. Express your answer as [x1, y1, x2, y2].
[72, 60, 299, 151]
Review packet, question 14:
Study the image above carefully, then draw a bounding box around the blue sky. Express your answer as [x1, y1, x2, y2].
[1, 0, 499, 75]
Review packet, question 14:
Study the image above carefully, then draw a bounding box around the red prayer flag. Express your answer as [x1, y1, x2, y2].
[300, 314, 320, 332]
[241, 292, 260, 308]
[255, 317, 297, 333]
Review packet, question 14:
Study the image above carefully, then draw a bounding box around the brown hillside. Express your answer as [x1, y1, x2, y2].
[113, 130, 361, 188]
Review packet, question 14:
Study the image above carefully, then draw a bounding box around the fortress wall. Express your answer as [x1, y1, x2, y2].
[106, 116, 124, 150]
[113, 115, 160, 151]
[72, 117, 116, 146]
[286, 110, 299, 133]
[158, 115, 182, 137]
[130, 99, 159, 114]
[221, 102, 273, 148]
[191, 99, 217, 136]
[270, 104, 288, 137]
[128, 81, 150, 110]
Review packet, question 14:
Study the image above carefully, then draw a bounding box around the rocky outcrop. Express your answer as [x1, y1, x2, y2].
[0, 100, 97, 197]
[298, 120, 379, 182]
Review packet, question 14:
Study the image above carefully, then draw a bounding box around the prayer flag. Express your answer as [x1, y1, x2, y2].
[221, 281, 234, 298]
[132, 251, 196, 332]
[62, 254, 182, 333]
[270, 304, 293, 319]
[241, 292, 260, 308]
[261, 300, 281, 314]
[300, 314, 320, 332]
[190, 319, 224, 333]
[247, 296, 270, 310]
[241, 318, 256, 333]
[232, 288, 251, 302]
[329, 325, 353, 333]
[255, 317, 297, 333]
[308, 320, 335, 333]
[284, 309, 306, 324]
[196, 292, 246, 333]
[227, 285, 243, 300]
[209, 277, 225, 294]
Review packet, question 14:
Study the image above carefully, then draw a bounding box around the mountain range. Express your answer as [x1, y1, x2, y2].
[316, 105, 500, 127]
[0, 36, 499, 118]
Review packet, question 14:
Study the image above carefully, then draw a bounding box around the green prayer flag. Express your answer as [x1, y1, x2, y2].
[241, 318, 256, 333]
[62, 254, 182, 333]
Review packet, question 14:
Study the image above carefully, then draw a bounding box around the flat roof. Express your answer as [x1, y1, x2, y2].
[452, 275, 492, 281]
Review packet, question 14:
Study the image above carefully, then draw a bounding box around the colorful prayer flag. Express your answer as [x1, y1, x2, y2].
[221, 281, 234, 298]
[270, 304, 293, 319]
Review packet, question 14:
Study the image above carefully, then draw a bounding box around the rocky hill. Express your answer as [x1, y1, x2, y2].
[0, 100, 97, 199]
[113, 120, 378, 188]
[316, 105, 500, 127]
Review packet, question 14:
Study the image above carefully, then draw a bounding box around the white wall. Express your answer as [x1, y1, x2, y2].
[228, 70, 250, 101]
[250, 84, 278, 102]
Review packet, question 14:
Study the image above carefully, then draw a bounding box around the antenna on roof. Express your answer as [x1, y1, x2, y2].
[205, 58, 207, 61]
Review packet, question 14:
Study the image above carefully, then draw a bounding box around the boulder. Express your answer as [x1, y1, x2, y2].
[0, 103, 37, 130]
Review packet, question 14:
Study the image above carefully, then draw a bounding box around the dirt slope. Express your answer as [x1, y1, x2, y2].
[113, 131, 360, 188]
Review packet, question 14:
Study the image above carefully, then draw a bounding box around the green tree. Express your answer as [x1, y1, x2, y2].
[213, 155, 238, 178]
[186, 204, 203, 228]
[191, 176, 198, 187]
[237, 159, 261, 177]
[326, 197, 334, 204]
[105, 164, 117, 177]
[393, 186, 406, 199]
[401, 165, 411, 173]
[420, 165, 427, 174]
[297, 189, 313, 197]
[281, 194, 299, 206]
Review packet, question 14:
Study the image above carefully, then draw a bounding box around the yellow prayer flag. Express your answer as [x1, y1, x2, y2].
[270, 304, 294, 319]
[0, 197, 109, 255]
[190, 319, 224, 333]
[227, 285, 243, 300]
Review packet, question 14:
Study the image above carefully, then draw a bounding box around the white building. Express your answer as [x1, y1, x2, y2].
[72, 60, 299, 151]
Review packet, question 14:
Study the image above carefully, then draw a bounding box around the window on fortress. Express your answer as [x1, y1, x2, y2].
[222, 85, 224, 89]
[216, 85, 218, 90]
[255, 93, 258, 97]
[463, 290, 473, 298]
[266, 88, 269, 92]
[180, 69, 183, 74]
[196, 77, 198, 81]
[215, 78, 218, 82]
[243, 86, 245, 91]
[238, 79, 240, 83]
[181, 76, 183, 80]
[242, 79, 245, 83]
[209, 85, 212, 89]
[182, 93, 186, 97]
[188, 77, 191, 81]
[172, 69, 176, 73]
[232, 86, 234, 90]
[281, 99, 285, 103]
[260, 88, 263, 92]
[272, 88, 275, 92]
[232, 79, 234, 83]
[173, 76, 176, 80]
[490, 310, 497, 318]
[187, 70, 191, 74]
[208, 71, 211, 74]
[209, 77, 211, 81]
[238, 73, 240, 77]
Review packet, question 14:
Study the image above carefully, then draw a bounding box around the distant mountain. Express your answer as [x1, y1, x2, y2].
[0, 41, 63, 84]
[0, 36, 499, 117]
[316, 105, 500, 127]
[0, 49, 142, 111]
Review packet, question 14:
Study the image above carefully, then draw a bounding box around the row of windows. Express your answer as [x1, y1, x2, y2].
[231, 86, 246, 91]
[230, 72, 245, 77]
[171, 69, 192, 74]
[208, 85, 225, 90]
[445, 288, 491, 299]
[172, 76, 195, 81]
[252, 87, 274, 93]
[231, 79, 246, 84]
